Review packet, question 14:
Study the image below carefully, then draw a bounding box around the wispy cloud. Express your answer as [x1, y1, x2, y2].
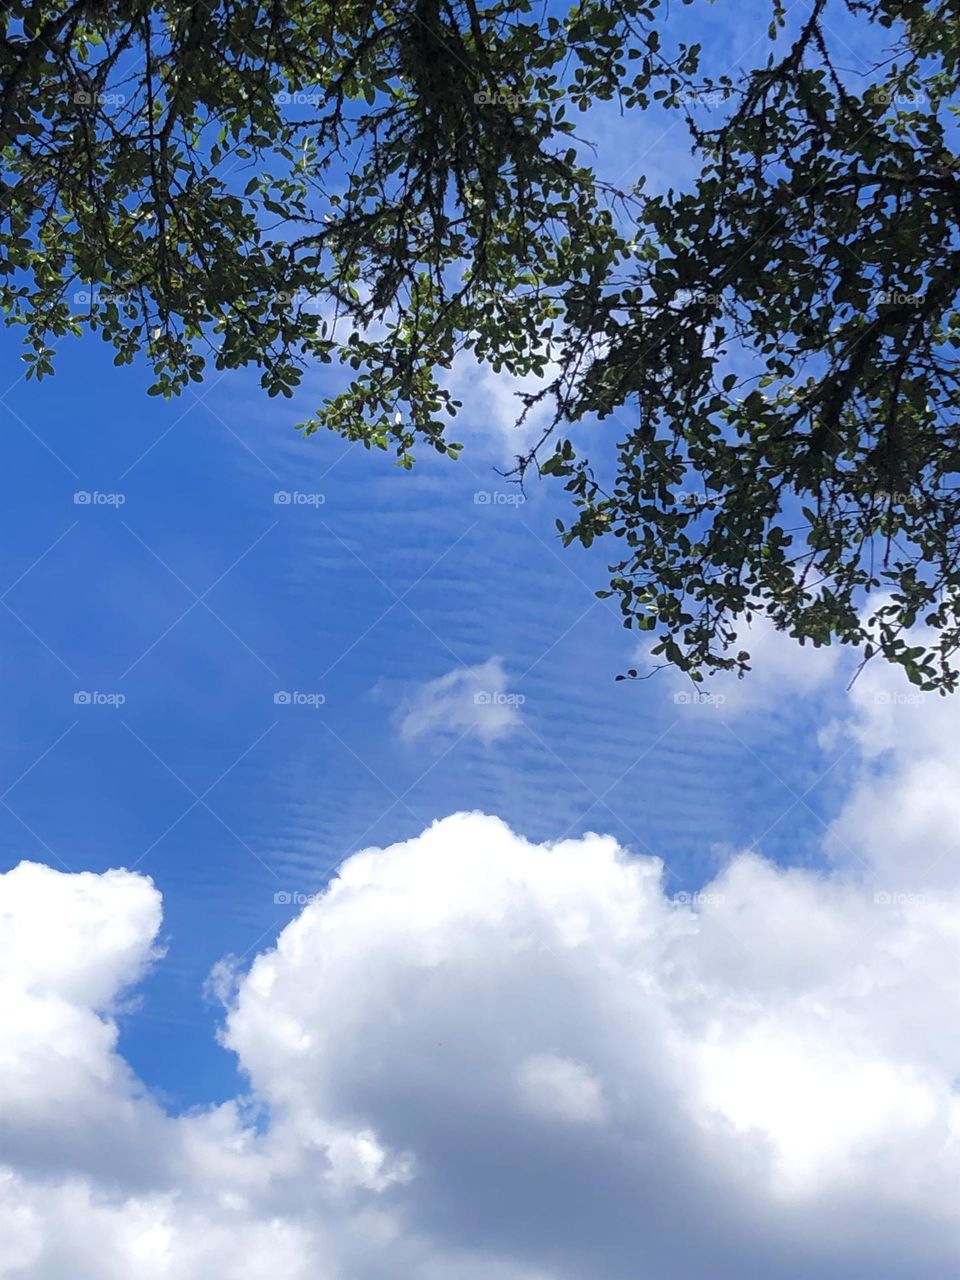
[398, 657, 524, 744]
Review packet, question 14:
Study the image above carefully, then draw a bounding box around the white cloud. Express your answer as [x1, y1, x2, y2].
[823, 629, 960, 888]
[1, 789, 959, 1278]
[297, 296, 556, 467]
[640, 600, 960, 892]
[0, 860, 160, 1007]
[0, 862, 170, 1186]
[650, 614, 841, 717]
[440, 349, 558, 464]
[517, 1054, 607, 1125]
[398, 658, 524, 743]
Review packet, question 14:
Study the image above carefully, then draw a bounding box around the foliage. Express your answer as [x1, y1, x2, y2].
[3, 0, 960, 686]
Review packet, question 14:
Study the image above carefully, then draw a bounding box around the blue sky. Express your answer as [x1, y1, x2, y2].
[0, 3, 883, 1124]
[0, 298, 852, 1110]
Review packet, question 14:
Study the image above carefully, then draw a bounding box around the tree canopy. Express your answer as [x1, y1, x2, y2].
[4, 0, 960, 688]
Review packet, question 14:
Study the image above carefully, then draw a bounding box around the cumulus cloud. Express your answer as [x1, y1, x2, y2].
[650, 614, 841, 717]
[0, 862, 170, 1186]
[398, 657, 524, 743]
[824, 631, 960, 888]
[1, 762, 960, 1279]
